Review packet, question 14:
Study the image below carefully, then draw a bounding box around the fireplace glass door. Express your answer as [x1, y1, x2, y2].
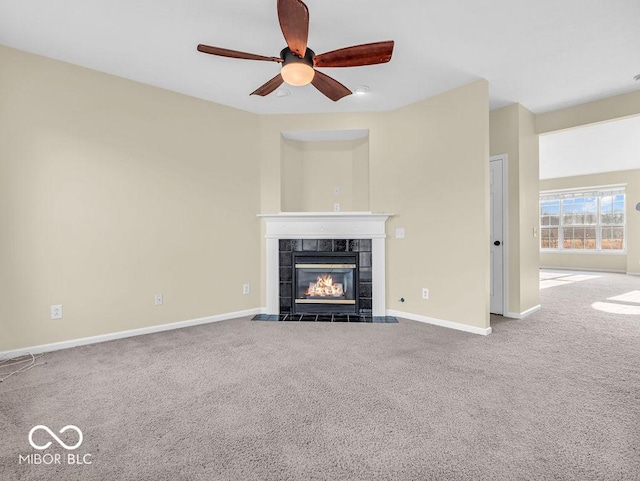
[293, 253, 359, 314]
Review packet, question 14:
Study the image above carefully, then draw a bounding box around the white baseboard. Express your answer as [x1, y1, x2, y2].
[540, 266, 625, 274]
[504, 304, 541, 320]
[0, 308, 262, 358]
[627, 272, 640, 277]
[387, 310, 492, 336]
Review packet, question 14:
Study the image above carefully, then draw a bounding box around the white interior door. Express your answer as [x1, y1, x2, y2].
[490, 158, 505, 315]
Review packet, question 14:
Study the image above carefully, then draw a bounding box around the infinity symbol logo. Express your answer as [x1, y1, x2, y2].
[28, 425, 83, 450]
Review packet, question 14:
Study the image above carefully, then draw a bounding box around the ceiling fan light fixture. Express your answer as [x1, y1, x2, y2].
[281, 62, 315, 86]
[280, 47, 315, 87]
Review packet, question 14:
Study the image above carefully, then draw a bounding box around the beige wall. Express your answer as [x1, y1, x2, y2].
[302, 141, 355, 212]
[540, 252, 627, 272]
[281, 139, 369, 212]
[490, 104, 540, 315]
[280, 138, 304, 212]
[0, 46, 262, 351]
[540, 169, 640, 274]
[518, 106, 542, 311]
[2, 45, 492, 351]
[352, 139, 370, 211]
[260, 80, 491, 329]
[536, 90, 640, 134]
[375, 81, 490, 327]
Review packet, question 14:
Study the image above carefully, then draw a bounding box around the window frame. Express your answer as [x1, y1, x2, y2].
[539, 186, 626, 254]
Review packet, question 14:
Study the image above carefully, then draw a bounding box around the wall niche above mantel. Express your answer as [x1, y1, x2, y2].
[280, 129, 370, 212]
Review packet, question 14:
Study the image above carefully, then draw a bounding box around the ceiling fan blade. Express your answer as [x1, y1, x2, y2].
[314, 41, 395, 68]
[311, 70, 352, 102]
[197, 44, 282, 63]
[277, 0, 309, 57]
[250, 74, 285, 97]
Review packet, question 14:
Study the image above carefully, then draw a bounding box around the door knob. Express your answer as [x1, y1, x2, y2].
[494, 240, 501, 246]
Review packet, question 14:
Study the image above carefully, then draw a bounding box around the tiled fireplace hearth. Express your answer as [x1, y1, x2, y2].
[259, 213, 391, 317]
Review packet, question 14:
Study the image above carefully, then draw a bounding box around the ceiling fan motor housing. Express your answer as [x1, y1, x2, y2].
[281, 47, 314, 66]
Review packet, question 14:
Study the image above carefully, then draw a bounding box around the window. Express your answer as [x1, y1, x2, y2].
[540, 188, 625, 251]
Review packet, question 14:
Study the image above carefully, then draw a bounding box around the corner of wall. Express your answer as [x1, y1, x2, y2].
[489, 103, 540, 316]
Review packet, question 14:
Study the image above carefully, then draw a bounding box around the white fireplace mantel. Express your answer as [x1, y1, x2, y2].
[259, 212, 392, 316]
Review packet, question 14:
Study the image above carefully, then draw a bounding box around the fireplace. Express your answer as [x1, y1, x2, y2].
[278, 238, 372, 315]
[293, 252, 359, 314]
[259, 213, 391, 317]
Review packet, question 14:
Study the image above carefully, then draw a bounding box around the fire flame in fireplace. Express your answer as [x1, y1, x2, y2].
[305, 275, 344, 298]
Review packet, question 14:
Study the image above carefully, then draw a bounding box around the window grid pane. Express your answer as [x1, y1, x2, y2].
[601, 226, 624, 250]
[540, 200, 560, 250]
[541, 227, 559, 249]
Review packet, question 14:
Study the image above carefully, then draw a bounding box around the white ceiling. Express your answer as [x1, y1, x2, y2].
[539, 115, 640, 179]
[1, 0, 639, 115]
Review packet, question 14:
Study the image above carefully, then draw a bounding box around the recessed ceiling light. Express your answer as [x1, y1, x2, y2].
[354, 85, 370, 95]
[276, 89, 290, 97]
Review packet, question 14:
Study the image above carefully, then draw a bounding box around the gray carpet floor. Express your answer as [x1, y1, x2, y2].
[1, 271, 639, 480]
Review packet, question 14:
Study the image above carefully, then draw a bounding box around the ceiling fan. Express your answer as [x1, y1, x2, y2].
[197, 0, 394, 101]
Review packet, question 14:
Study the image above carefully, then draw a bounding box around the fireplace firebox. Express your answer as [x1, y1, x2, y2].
[292, 252, 359, 314]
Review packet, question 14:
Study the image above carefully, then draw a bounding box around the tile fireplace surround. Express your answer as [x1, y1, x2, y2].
[259, 213, 391, 317]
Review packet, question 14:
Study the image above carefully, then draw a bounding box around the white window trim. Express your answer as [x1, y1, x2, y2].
[540, 185, 626, 253]
[540, 249, 626, 255]
[540, 183, 627, 195]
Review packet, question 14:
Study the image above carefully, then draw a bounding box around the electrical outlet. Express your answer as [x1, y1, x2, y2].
[533, 226, 538, 237]
[243, 284, 250, 295]
[51, 304, 63, 320]
[396, 228, 405, 239]
[333, 203, 340, 212]
[154, 294, 163, 306]
[422, 288, 429, 299]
